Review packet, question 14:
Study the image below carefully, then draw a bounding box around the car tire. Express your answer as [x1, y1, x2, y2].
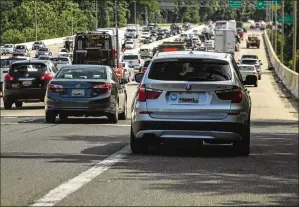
[233, 125, 250, 156]
[15, 101, 23, 108]
[254, 83, 258, 87]
[3, 98, 13, 110]
[119, 98, 127, 120]
[59, 114, 68, 120]
[46, 111, 56, 123]
[130, 126, 148, 154]
[259, 76, 261, 80]
[107, 102, 118, 124]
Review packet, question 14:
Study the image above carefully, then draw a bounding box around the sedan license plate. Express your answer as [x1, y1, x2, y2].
[22, 81, 32, 86]
[179, 93, 199, 104]
[72, 89, 84, 97]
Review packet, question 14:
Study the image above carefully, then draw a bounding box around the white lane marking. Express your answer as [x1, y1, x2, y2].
[1, 123, 19, 125]
[30, 145, 130, 207]
[100, 124, 130, 127]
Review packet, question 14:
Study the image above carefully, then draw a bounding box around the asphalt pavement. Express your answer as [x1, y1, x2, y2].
[1, 29, 298, 206]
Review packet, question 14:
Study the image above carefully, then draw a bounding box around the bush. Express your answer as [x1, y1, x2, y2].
[1, 29, 26, 44]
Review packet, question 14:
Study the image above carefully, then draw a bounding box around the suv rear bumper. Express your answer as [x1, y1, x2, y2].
[132, 121, 247, 141]
[3, 88, 46, 102]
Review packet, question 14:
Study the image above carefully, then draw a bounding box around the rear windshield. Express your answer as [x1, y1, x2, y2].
[148, 59, 231, 81]
[15, 45, 26, 49]
[50, 58, 69, 61]
[38, 56, 50, 60]
[123, 55, 138, 60]
[38, 48, 49, 51]
[56, 67, 107, 79]
[239, 66, 255, 71]
[10, 63, 47, 73]
[34, 42, 42, 44]
[4, 45, 13, 48]
[126, 42, 133, 44]
[12, 53, 25, 56]
[241, 60, 258, 65]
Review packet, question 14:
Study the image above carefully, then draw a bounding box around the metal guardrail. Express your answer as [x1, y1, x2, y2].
[263, 31, 298, 99]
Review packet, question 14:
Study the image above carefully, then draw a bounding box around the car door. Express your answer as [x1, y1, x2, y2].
[110, 68, 125, 110]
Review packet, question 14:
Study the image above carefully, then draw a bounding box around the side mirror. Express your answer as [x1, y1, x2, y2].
[135, 73, 144, 83]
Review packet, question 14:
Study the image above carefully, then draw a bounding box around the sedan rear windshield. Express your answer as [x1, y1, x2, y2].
[38, 48, 49, 51]
[123, 55, 138, 60]
[50, 58, 69, 62]
[15, 45, 26, 50]
[239, 66, 255, 71]
[10, 63, 47, 73]
[56, 67, 107, 79]
[148, 59, 231, 81]
[241, 60, 258, 65]
[242, 55, 258, 59]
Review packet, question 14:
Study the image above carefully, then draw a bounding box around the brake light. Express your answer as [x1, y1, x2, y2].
[215, 86, 242, 103]
[47, 84, 64, 93]
[141, 67, 147, 73]
[4, 74, 15, 81]
[93, 83, 112, 94]
[253, 72, 257, 75]
[138, 59, 141, 64]
[137, 84, 162, 102]
[41, 74, 53, 81]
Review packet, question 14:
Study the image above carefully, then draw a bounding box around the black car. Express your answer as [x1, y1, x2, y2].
[2, 60, 58, 109]
[45, 65, 128, 123]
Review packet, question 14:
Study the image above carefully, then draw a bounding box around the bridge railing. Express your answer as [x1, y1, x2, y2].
[263, 31, 299, 99]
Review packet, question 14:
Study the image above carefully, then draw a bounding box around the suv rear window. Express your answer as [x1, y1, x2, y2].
[50, 58, 68, 62]
[56, 67, 107, 79]
[144, 60, 151, 67]
[242, 55, 258, 59]
[148, 59, 231, 81]
[241, 60, 258, 65]
[15, 45, 26, 50]
[10, 63, 47, 73]
[123, 55, 138, 60]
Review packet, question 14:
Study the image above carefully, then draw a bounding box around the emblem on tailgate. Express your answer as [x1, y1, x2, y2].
[75, 84, 81, 88]
[25, 73, 29, 77]
[185, 84, 191, 90]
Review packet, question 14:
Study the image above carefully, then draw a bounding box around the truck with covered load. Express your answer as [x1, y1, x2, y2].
[157, 41, 186, 53]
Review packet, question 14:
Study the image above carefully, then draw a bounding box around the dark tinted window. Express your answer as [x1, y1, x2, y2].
[242, 55, 258, 59]
[38, 48, 49, 51]
[4, 45, 13, 48]
[123, 55, 138, 60]
[10, 63, 47, 73]
[56, 67, 107, 79]
[241, 60, 258, 65]
[39, 56, 50, 60]
[148, 59, 232, 81]
[50, 58, 69, 62]
[15, 45, 26, 49]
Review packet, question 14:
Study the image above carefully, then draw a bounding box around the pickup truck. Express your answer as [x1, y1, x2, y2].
[246, 35, 260, 48]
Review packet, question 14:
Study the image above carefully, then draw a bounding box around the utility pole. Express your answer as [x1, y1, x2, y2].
[271, 1, 274, 45]
[95, 0, 98, 30]
[274, 0, 278, 53]
[134, 1, 137, 24]
[280, 0, 284, 62]
[115, 0, 119, 67]
[71, 7, 74, 35]
[35, 0, 37, 41]
[145, 7, 148, 26]
[293, 0, 297, 71]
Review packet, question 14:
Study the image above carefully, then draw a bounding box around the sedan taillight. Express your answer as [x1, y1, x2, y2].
[47, 84, 64, 93]
[93, 83, 112, 94]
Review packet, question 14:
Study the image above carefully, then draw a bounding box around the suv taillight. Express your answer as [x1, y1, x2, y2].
[93, 83, 112, 94]
[138, 59, 141, 64]
[4, 74, 15, 81]
[41, 74, 53, 81]
[137, 84, 162, 102]
[215, 86, 242, 103]
[47, 84, 64, 93]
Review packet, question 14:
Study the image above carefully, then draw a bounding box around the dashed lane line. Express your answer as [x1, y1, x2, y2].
[30, 145, 130, 207]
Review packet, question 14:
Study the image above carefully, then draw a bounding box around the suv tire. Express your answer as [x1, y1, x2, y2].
[15, 101, 23, 108]
[130, 127, 148, 154]
[233, 125, 250, 156]
[3, 98, 13, 110]
[46, 111, 56, 123]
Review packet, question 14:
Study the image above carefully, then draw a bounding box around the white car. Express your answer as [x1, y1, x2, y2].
[139, 47, 153, 58]
[58, 48, 71, 57]
[122, 53, 144, 72]
[191, 37, 201, 47]
[141, 32, 150, 39]
[120, 62, 134, 82]
[125, 41, 135, 49]
[1, 44, 15, 55]
[50, 57, 72, 70]
[238, 64, 258, 87]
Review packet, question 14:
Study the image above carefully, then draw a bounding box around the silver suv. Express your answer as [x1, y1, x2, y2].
[131, 51, 253, 156]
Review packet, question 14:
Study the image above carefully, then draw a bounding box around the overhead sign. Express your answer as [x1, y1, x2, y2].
[228, 0, 242, 8]
[277, 16, 294, 24]
[256, 0, 267, 9]
[271, 5, 281, 10]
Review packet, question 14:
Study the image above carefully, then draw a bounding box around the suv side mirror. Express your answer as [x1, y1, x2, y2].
[135, 73, 144, 83]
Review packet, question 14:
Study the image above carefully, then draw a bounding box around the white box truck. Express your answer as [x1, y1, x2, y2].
[215, 20, 236, 32]
[126, 24, 139, 38]
[214, 29, 236, 55]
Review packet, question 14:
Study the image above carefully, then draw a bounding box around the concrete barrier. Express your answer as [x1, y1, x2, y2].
[263, 31, 299, 99]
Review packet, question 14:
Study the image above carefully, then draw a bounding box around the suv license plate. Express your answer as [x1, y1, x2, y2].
[22, 81, 32, 86]
[72, 89, 84, 97]
[179, 93, 199, 104]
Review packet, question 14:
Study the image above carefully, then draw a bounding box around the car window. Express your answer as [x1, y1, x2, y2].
[4, 45, 13, 48]
[239, 66, 255, 71]
[38, 48, 49, 51]
[144, 60, 151, 67]
[15, 45, 26, 50]
[123, 55, 138, 60]
[38, 56, 49, 60]
[241, 60, 258, 65]
[148, 59, 232, 81]
[55, 66, 107, 79]
[10, 63, 47, 73]
[242, 55, 258, 59]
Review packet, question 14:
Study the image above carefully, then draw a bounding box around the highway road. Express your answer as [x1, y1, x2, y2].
[1, 29, 298, 206]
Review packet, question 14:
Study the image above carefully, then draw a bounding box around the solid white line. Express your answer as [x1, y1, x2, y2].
[30, 145, 130, 207]
[1, 123, 19, 125]
[100, 124, 130, 127]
